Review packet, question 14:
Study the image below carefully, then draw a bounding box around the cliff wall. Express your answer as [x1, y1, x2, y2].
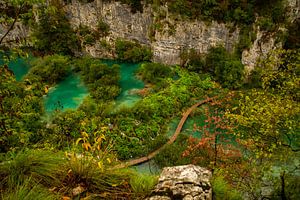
[2, 0, 298, 69]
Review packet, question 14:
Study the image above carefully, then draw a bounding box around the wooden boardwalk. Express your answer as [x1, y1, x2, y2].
[113, 97, 215, 169]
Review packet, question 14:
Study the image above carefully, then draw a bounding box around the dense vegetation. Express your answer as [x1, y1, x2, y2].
[0, 0, 299, 199]
[115, 39, 153, 62]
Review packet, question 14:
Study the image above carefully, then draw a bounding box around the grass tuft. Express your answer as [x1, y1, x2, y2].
[1, 178, 59, 200]
[0, 149, 65, 189]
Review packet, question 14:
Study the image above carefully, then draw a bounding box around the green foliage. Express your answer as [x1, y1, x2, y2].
[164, 0, 256, 24]
[2, 179, 58, 200]
[257, 17, 276, 32]
[111, 69, 214, 159]
[97, 19, 110, 36]
[130, 173, 158, 197]
[0, 150, 65, 189]
[120, 0, 143, 13]
[76, 24, 97, 46]
[236, 26, 256, 56]
[26, 55, 70, 85]
[115, 39, 152, 62]
[0, 0, 44, 45]
[31, 2, 79, 55]
[76, 22, 110, 46]
[183, 49, 206, 73]
[228, 49, 300, 157]
[212, 175, 243, 200]
[0, 66, 44, 152]
[154, 134, 191, 167]
[63, 155, 133, 198]
[50, 110, 86, 143]
[284, 19, 300, 50]
[184, 46, 244, 89]
[206, 46, 244, 89]
[272, 172, 300, 200]
[137, 62, 173, 84]
[74, 58, 120, 101]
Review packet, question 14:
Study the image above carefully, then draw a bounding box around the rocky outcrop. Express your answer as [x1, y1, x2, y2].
[241, 30, 278, 72]
[146, 165, 212, 200]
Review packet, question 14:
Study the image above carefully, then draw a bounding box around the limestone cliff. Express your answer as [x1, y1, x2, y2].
[65, 1, 239, 65]
[147, 165, 212, 200]
[1, 0, 298, 69]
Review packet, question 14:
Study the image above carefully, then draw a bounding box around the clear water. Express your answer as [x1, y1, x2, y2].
[131, 160, 161, 175]
[44, 74, 88, 113]
[0, 55, 31, 81]
[102, 60, 144, 108]
[167, 114, 206, 139]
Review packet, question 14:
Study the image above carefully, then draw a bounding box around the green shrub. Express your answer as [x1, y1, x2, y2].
[120, 0, 143, 13]
[115, 39, 152, 62]
[236, 26, 256, 55]
[27, 55, 70, 85]
[154, 134, 191, 168]
[206, 46, 245, 89]
[97, 20, 110, 36]
[212, 176, 243, 200]
[183, 46, 245, 89]
[83, 34, 96, 45]
[73, 57, 121, 101]
[138, 62, 173, 84]
[258, 17, 276, 32]
[31, 3, 80, 55]
[0, 68, 44, 152]
[284, 20, 300, 50]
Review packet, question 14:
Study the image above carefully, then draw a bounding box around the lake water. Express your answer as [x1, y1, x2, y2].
[44, 74, 88, 113]
[102, 60, 144, 109]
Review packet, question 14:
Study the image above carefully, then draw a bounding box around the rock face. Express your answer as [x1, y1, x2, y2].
[2, 0, 298, 69]
[241, 30, 278, 72]
[146, 165, 212, 200]
[0, 22, 28, 46]
[64, 1, 239, 65]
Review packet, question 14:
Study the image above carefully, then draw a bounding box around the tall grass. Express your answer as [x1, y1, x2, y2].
[130, 172, 158, 198]
[1, 178, 59, 200]
[0, 149, 65, 189]
[62, 154, 134, 199]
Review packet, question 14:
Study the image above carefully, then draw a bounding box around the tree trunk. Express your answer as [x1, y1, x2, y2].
[280, 171, 287, 200]
[0, 3, 24, 45]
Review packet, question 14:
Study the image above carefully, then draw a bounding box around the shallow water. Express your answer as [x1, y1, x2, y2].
[131, 160, 161, 175]
[0, 55, 31, 81]
[44, 74, 88, 113]
[103, 60, 144, 108]
[167, 114, 206, 139]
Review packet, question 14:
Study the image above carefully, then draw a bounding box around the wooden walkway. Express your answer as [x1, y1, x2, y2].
[113, 97, 215, 169]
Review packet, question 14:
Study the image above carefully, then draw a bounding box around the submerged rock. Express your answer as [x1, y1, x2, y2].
[147, 165, 212, 200]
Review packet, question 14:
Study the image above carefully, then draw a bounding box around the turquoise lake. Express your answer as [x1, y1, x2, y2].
[44, 74, 88, 113]
[0, 55, 31, 81]
[102, 60, 144, 108]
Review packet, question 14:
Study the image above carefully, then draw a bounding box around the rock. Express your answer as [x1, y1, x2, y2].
[72, 185, 86, 196]
[146, 165, 212, 200]
[64, 1, 238, 65]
